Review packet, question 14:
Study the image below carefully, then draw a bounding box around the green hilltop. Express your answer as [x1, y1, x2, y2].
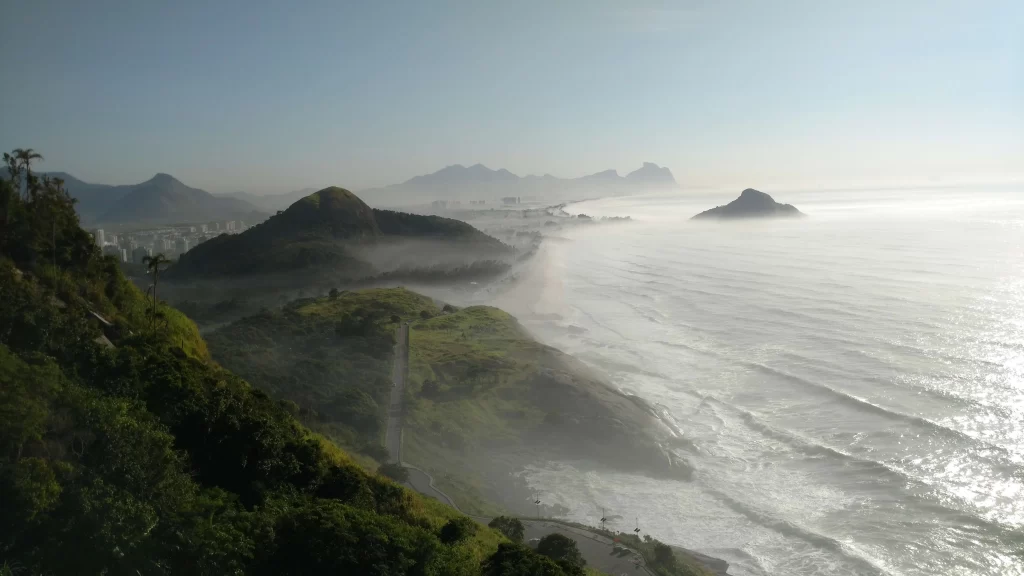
[167, 186, 510, 282]
[208, 287, 685, 517]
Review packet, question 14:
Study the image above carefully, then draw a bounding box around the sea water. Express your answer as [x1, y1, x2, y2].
[496, 186, 1024, 576]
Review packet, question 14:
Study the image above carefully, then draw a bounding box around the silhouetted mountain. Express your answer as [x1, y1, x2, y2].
[626, 162, 677, 186]
[403, 163, 520, 189]
[360, 162, 678, 207]
[692, 188, 804, 219]
[42, 172, 135, 222]
[45, 172, 265, 225]
[99, 173, 262, 225]
[167, 186, 510, 281]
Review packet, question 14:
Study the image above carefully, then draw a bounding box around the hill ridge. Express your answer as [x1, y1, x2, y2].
[167, 186, 510, 281]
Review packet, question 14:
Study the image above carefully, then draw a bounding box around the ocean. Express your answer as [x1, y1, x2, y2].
[490, 186, 1024, 576]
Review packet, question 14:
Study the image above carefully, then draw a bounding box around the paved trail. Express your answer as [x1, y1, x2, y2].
[384, 322, 409, 462]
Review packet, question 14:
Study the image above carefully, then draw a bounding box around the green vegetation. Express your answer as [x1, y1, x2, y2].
[545, 519, 714, 576]
[374, 208, 508, 245]
[0, 150, 575, 575]
[488, 516, 525, 543]
[166, 187, 508, 283]
[537, 533, 586, 569]
[380, 462, 411, 483]
[206, 287, 438, 454]
[207, 281, 670, 515]
[483, 543, 584, 576]
[440, 517, 478, 544]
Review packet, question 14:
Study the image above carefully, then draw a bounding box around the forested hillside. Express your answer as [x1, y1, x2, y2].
[167, 187, 510, 282]
[206, 288, 684, 517]
[0, 151, 583, 575]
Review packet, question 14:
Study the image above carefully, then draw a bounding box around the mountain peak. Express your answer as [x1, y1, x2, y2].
[692, 188, 803, 220]
[281, 186, 380, 239]
[149, 172, 179, 183]
[625, 162, 676, 186]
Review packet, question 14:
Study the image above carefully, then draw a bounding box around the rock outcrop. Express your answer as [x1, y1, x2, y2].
[692, 188, 803, 219]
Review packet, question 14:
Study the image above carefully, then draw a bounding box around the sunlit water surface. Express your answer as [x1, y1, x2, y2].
[487, 187, 1024, 576]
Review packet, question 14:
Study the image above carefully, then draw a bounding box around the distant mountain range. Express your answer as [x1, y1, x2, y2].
[47, 172, 267, 226]
[45, 160, 678, 224]
[358, 162, 678, 207]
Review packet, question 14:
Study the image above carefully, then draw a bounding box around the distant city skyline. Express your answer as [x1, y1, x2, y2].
[2, 0, 1021, 194]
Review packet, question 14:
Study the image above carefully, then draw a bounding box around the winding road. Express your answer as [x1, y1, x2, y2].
[383, 320, 727, 576]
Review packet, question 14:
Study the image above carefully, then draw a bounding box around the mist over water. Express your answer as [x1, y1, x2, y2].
[488, 187, 1024, 576]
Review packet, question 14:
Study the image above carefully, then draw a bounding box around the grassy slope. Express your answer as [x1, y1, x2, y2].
[206, 288, 439, 457]
[1, 261, 510, 572]
[208, 290, 668, 516]
[205, 290, 553, 514]
[200, 290, 703, 575]
[403, 306, 553, 514]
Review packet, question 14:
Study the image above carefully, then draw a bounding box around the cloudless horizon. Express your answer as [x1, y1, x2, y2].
[2, 0, 1021, 194]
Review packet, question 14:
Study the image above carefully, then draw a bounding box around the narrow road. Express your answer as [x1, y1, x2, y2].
[384, 322, 410, 463]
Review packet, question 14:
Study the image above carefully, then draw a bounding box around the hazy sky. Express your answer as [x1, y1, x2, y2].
[2, 0, 1021, 193]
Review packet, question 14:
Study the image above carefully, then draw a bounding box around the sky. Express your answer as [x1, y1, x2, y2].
[1, 0, 1021, 194]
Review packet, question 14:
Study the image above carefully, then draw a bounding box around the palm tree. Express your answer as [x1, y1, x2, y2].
[12, 148, 43, 200]
[142, 253, 172, 327]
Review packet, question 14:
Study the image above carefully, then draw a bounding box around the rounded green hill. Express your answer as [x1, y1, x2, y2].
[281, 186, 381, 239]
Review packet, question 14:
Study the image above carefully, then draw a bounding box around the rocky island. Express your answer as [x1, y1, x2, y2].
[692, 188, 804, 219]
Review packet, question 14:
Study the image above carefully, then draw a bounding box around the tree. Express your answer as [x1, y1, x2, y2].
[142, 253, 172, 328]
[328, 288, 339, 299]
[377, 462, 408, 483]
[262, 502, 439, 576]
[653, 541, 676, 568]
[390, 314, 401, 324]
[439, 517, 476, 544]
[12, 148, 43, 200]
[420, 310, 432, 320]
[536, 533, 585, 568]
[488, 516, 525, 543]
[0, 179, 14, 241]
[482, 543, 572, 576]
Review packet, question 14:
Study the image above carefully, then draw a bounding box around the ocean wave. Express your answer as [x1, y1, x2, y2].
[696, 482, 891, 576]
[700, 394, 913, 480]
[740, 361, 1017, 459]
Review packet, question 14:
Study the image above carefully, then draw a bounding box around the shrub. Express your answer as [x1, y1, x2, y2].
[536, 533, 585, 567]
[483, 543, 573, 576]
[488, 516, 525, 543]
[653, 540, 677, 568]
[377, 462, 409, 483]
[439, 517, 477, 544]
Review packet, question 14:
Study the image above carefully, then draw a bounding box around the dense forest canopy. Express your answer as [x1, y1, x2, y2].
[0, 150, 576, 575]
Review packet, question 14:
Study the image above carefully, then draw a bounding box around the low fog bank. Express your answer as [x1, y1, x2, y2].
[136, 236, 518, 328]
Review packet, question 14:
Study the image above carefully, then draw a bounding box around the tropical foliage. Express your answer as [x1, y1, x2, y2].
[0, 150, 571, 575]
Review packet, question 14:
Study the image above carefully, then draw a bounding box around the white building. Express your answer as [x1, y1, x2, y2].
[175, 237, 190, 255]
[94, 229, 105, 246]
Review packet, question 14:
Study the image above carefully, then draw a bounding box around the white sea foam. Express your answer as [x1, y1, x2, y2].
[505, 186, 1024, 576]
